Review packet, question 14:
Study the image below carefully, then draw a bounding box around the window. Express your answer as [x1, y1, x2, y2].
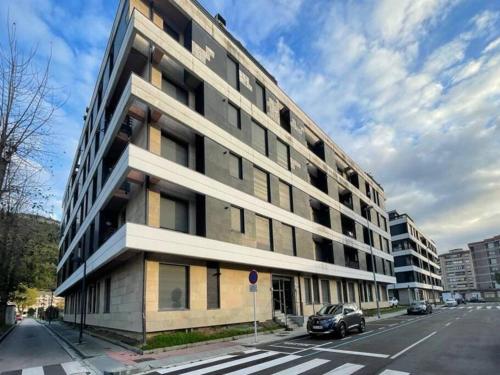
[207, 263, 220, 309]
[281, 224, 296, 256]
[321, 280, 331, 304]
[348, 282, 356, 302]
[254, 167, 270, 202]
[230, 206, 244, 233]
[104, 278, 111, 313]
[390, 223, 408, 236]
[160, 195, 189, 233]
[227, 56, 239, 90]
[159, 264, 189, 310]
[337, 281, 343, 303]
[304, 278, 312, 304]
[255, 81, 266, 112]
[252, 121, 268, 156]
[313, 278, 320, 303]
[163, 77, 188, 105]
[255, 215, 272, 251]
[278, 180, 292, 211]
[276, 139, 290, 170]
[228, 102, 241, 129]
[162, 134, 188, 167]
[229, 153, 243, 179]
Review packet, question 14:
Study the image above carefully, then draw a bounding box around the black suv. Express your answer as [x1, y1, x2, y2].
[307, 303, 365, 338]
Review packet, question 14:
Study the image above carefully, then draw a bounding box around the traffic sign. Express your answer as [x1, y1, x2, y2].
[249, 269, 258, 284]
[249, 284, 257, 292]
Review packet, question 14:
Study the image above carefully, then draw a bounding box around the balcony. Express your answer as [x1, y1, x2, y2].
[344, 245, 360, 269]
[341, 214, 356, 239]
[310, 199, 331, 228]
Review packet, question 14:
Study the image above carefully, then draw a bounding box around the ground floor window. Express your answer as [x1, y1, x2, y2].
[321, 280, 331, 304]
[348, 282, 356, 302]
[159, 264, 189, 310]
[207, 263, 220, 309]
[304, 278, 312, 304]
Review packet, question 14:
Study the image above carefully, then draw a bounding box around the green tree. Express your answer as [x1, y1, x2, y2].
[12, 284, 38, 314]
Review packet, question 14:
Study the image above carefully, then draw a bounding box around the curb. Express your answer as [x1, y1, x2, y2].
[0, 324, 16, 344]
[44, 323, 90, 359]
[141, 328, 287, 355]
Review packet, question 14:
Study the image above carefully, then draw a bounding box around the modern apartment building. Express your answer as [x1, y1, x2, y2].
[388, 210, 442, 304]
[468, 235, 500, 298]
[439, 248, 476, 292]
[55, 0, 395, 339]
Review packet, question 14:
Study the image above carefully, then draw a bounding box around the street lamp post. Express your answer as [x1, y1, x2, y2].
[73, 255, 87, 344]
[364, 205, 380, 319]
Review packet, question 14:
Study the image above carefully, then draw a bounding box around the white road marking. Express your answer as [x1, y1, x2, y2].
[60, 361, 90, 375]
[224, 354, 300, 375]
[379, 370, 410, 374]
[284, 342, 315, 347]
[497, 306, 500, 310]
[487, 306, 492, 310]
[322, 363, 365, 374]
[157, 354, 237, 373]
[378, 327, 385, 330]
[388, 323, 398, 327]
[390, 331, 437, 359]
[445, 322, 451, 327]
[270, 344, 303, 350]
[314, 348, 390, 358]
[476, 306, 482, 310]
[21, 367, 44, 375]
[273, 358, 329, 375]
[455, 317, 460, 320]
[467, 306, 473, 309]
[458, 307, 465, 309]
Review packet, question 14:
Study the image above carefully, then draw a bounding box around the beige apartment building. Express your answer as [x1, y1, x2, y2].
[439, 248, 476, 292]
[55, 0, 395, 339]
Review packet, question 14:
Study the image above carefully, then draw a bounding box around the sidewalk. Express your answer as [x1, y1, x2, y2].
[43, 308, 410, 375]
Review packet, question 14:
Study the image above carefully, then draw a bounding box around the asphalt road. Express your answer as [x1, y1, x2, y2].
[0, 318, 72, 372]
[143, 302, 500, 375]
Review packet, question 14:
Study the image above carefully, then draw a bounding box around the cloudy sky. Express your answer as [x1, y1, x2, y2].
[1, 0, 499, 253]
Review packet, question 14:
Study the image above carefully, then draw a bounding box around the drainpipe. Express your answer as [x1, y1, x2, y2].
[141, 251, 147, 346]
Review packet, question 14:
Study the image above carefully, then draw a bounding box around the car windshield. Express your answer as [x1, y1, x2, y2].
[411, 301, 425, 306]
[318, 304, 342, 315]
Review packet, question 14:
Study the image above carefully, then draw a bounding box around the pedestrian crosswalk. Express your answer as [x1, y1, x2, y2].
[441, 305, 500, 310]
[0, 361, 91, 375]
[145, 349, 410, 375]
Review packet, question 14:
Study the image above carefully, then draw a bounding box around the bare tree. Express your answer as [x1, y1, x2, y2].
[0, 20, 60, 201]
[0, 19, 60, 323]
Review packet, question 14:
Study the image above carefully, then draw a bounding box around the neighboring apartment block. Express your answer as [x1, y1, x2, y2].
[468, 235, 500, 296]
[388, 210, 442, 304]
[55, 0, 395, 338]
[439, 248, 476, 292]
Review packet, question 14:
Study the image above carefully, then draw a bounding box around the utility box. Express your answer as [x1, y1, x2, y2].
[5, 304, 16, 325]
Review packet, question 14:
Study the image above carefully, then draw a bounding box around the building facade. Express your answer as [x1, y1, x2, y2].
[439, 249, 476, 292]
[55, 0, 395, 339]
[468, 235, 500, 298]
[388, 211, 442, 304]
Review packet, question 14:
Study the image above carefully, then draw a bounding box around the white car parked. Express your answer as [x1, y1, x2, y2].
[389, 297, 399, 307]
[445, 299, 458, 307]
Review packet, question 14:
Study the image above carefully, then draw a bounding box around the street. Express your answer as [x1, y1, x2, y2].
[0, 318, 88, 375]
[141, 303, 500, 375]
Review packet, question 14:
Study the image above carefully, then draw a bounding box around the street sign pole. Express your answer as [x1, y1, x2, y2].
[248, 270, 259, 344]
[253, 290, 257, 343]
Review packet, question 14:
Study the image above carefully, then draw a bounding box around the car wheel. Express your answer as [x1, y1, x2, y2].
[358, 319, 366, 333]
[337, 322, 347, 339]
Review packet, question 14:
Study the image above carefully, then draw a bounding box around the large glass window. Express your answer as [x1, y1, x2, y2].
[159, 264, 189, 310]
[278, 180, 292, 211]
[252, 121, 268, 156]
[281, 224, 295, 256]
[162, 78, 188, 105]
[313, 278, 320, 303]
[161, 134, 188, 167]
[254, 167, 270, 202]
[160, 195, 189, 233]
[229, 153, 243, 179]
[321, 280, 331, 304]
[104, 278, 111, 313]
[277, 139, 290, 170]
[255, 215, 272, 251]
[255, 81, 266, 112]
[206, 263, 220, 309]
[228, 102, 241, 129]
[230, 206, 244, 233]
[227, 56, 239, 89]
[304, 278, 312, 304]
